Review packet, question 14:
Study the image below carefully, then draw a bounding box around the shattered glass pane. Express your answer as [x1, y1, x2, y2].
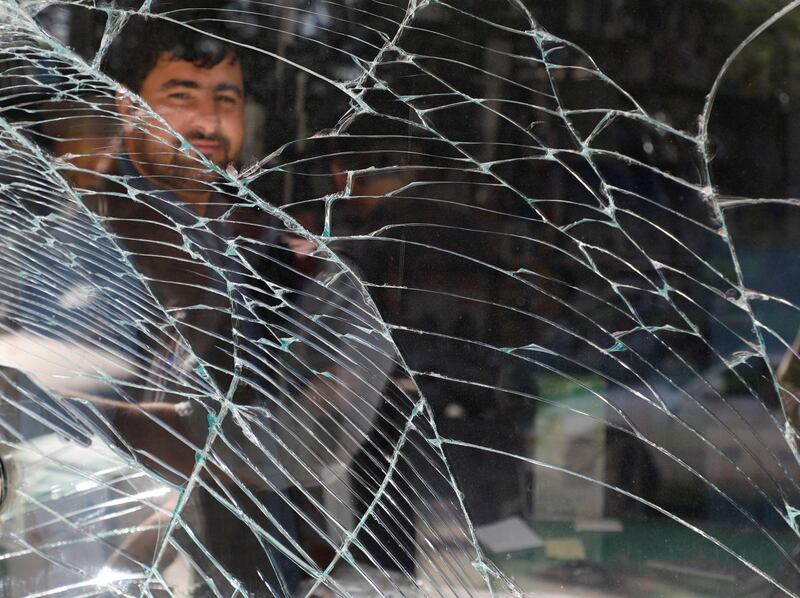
[0, 0, 800, 596]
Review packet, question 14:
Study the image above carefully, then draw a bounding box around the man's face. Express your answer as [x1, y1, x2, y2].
[120, 51, 245, 188]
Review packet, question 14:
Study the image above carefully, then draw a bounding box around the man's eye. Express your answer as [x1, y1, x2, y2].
[169, 93, 192, 100]
[217, 95, 238, 105]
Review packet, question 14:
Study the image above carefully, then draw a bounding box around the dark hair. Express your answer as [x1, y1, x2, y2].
[102, 15, 239, 92]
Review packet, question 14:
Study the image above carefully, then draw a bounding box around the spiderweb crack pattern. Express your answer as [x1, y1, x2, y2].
[0, 1, 799, 597]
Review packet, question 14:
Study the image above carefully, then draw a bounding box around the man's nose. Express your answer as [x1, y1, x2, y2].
[192, 95, 222, 135]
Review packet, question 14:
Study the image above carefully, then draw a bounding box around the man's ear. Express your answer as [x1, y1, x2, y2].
[329, 159, 348, 193]
[115, 88, 136, 134]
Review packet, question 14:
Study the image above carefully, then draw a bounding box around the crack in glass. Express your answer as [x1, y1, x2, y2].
[0, 1, 799, 596]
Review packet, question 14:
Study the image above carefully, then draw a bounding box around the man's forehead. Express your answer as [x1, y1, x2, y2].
[141, 51, 243, 90]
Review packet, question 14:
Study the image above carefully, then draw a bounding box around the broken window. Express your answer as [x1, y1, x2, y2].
[1, 1, 800, 596]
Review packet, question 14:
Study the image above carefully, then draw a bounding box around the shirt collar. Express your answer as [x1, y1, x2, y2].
[116, 155, 230, 226]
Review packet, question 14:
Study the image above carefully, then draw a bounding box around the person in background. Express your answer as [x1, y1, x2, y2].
[278, 146, 421, 577]
[0, 14, 302, 596]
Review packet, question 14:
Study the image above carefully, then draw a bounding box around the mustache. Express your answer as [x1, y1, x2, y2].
[186, 131, 230, 151]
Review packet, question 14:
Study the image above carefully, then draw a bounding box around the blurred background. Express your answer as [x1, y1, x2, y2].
[3, 1, 800, 596]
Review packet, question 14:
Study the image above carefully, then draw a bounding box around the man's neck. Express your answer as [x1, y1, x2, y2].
[172, 188, 210, 218]
[124, 155, 211, 218]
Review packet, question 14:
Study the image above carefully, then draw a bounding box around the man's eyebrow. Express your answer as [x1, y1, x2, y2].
[215, 83, 243, 97]
[161, 79, 200, 90]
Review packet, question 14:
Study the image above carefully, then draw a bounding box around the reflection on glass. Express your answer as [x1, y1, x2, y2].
[0, 1, 799, 596]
